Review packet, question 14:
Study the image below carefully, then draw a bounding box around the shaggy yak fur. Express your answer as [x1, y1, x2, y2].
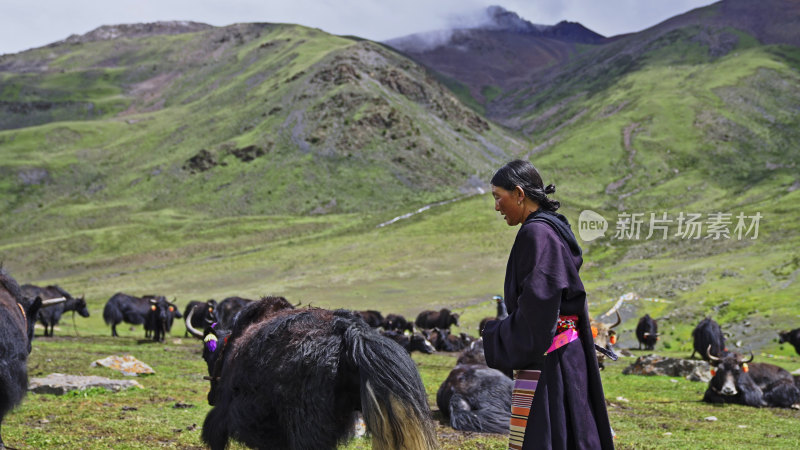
[436, 363, 513, 434]
[21, 284, 89, 337]
[195, 296, 438, 450]
[0, 268, 42, 449]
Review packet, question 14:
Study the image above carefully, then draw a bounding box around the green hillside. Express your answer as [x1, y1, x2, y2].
[1, 4, 799, 354]
[479, 4, 800, 351]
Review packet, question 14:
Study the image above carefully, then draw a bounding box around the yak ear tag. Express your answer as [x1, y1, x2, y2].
[609, 335, 617, 345]
[742, 363, 749, 373]
[204, 334, 218, 352]
[169, 306, 174, 312]
[710, 368, 716, 376]
[591, 326, 598, 339]
[150, 305, 157, 311]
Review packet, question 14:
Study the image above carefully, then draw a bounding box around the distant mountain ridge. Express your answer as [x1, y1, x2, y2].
[384, 6, 606, 104]
[52, 21, 213, 47]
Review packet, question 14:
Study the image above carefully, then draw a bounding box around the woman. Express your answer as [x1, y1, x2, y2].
[482, 160, 614, 449]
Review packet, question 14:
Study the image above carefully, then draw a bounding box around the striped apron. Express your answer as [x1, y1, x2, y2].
[509, 315, 579, 449]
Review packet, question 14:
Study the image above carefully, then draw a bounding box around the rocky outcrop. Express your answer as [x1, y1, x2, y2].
[29, 373, 143, 395]
[622, 354, 712, 382]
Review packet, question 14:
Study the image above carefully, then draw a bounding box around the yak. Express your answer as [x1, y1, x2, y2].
[214, 296, 253, 329]
[145, 297, 180, 343]
[383, 313, 414, 333]
[381, 330, 436, 354]
[778, 328, 800, 356]
[0, 268, 44, 449]
[478, 295, 508, 335]
[102, 293, 179, 338]
[457, 339, 488, 367]
[691, 317, 726, 361]
[591, 311, 621, 369]
[436, 363, 513, 434]
[183, 300, 218, 338]
[186, 297, 438, 450]
[415, 308, 460, 330]
[704, 349, 800, 408]
[357, 310, 385, 328]
[21, 283, 89, 337]
[635, 314, 658, 350]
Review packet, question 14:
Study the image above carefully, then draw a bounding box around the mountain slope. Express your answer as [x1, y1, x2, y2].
[0, 21, 527, 233]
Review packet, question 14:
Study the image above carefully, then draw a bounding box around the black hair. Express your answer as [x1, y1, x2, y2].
[490, 159, 560, 211]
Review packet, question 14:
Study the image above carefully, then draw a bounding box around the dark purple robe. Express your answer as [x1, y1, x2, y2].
[483, 210, 614, 449]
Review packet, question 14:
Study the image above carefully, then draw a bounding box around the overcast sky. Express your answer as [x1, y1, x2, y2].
[2, 0, 718, 56]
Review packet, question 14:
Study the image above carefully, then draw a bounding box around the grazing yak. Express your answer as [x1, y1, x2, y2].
[383, 313, 414, 333]
[21, 283, 89, 337]
[703, 349, 800, 408]
[691, 317, 726, 361]
[214, 296, 253, 329]
[436, 363, 513, 434]
[0, 269, 45, 449]
[635, 314, 659, 350]
[183, 300, 218, 338]
[415, 308, 460, 330]
[186, 297, 438, 450]
[478, 295, 508, 335]
[778, 328, 800, 356]
[102, 293, 180, 339]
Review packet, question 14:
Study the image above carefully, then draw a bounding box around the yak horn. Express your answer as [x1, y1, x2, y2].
[744, 350, 754, 364]
[707, 344, 720, 361]
[610, 310, 622, 329]
[41, 297, 66, 306]
[185, 308, 204, 339]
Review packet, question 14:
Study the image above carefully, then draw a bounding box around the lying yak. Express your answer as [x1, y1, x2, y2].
[703, 348, 800, 408]
[187, 297, 438, 450]
[436, 363, 513, 434]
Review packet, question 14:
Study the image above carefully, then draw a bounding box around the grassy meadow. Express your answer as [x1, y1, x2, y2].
[1, 193, 799, 449]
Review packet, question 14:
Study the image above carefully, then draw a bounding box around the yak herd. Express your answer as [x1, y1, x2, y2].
[1, 266, 800, 449]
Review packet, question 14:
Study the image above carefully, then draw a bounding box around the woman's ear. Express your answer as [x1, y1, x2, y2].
[515, 185, 525, 201]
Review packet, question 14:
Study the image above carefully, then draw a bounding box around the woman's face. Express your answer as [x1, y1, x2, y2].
[492, 184, 524, 226]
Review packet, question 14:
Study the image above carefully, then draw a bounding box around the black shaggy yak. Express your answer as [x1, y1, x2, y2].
[383, 313, 414, 333]
[691, 317, 726, 361]
[21, 284, 89, 337]
[635, 314, 658, 351]
[415, 308, 459, 330]
[214, 296, 253, 329]
[103, 293, 179, 339]
[0, 268, 43, 449]
[189, 297, 438, 450]
[436, 363, 513, 434]
[183, 300, 217, 338]
[703, 349, 800, 408]
[778, 328, 800, 356]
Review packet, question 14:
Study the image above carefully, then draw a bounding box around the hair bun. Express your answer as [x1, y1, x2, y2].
[544, 184, 556, 194]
